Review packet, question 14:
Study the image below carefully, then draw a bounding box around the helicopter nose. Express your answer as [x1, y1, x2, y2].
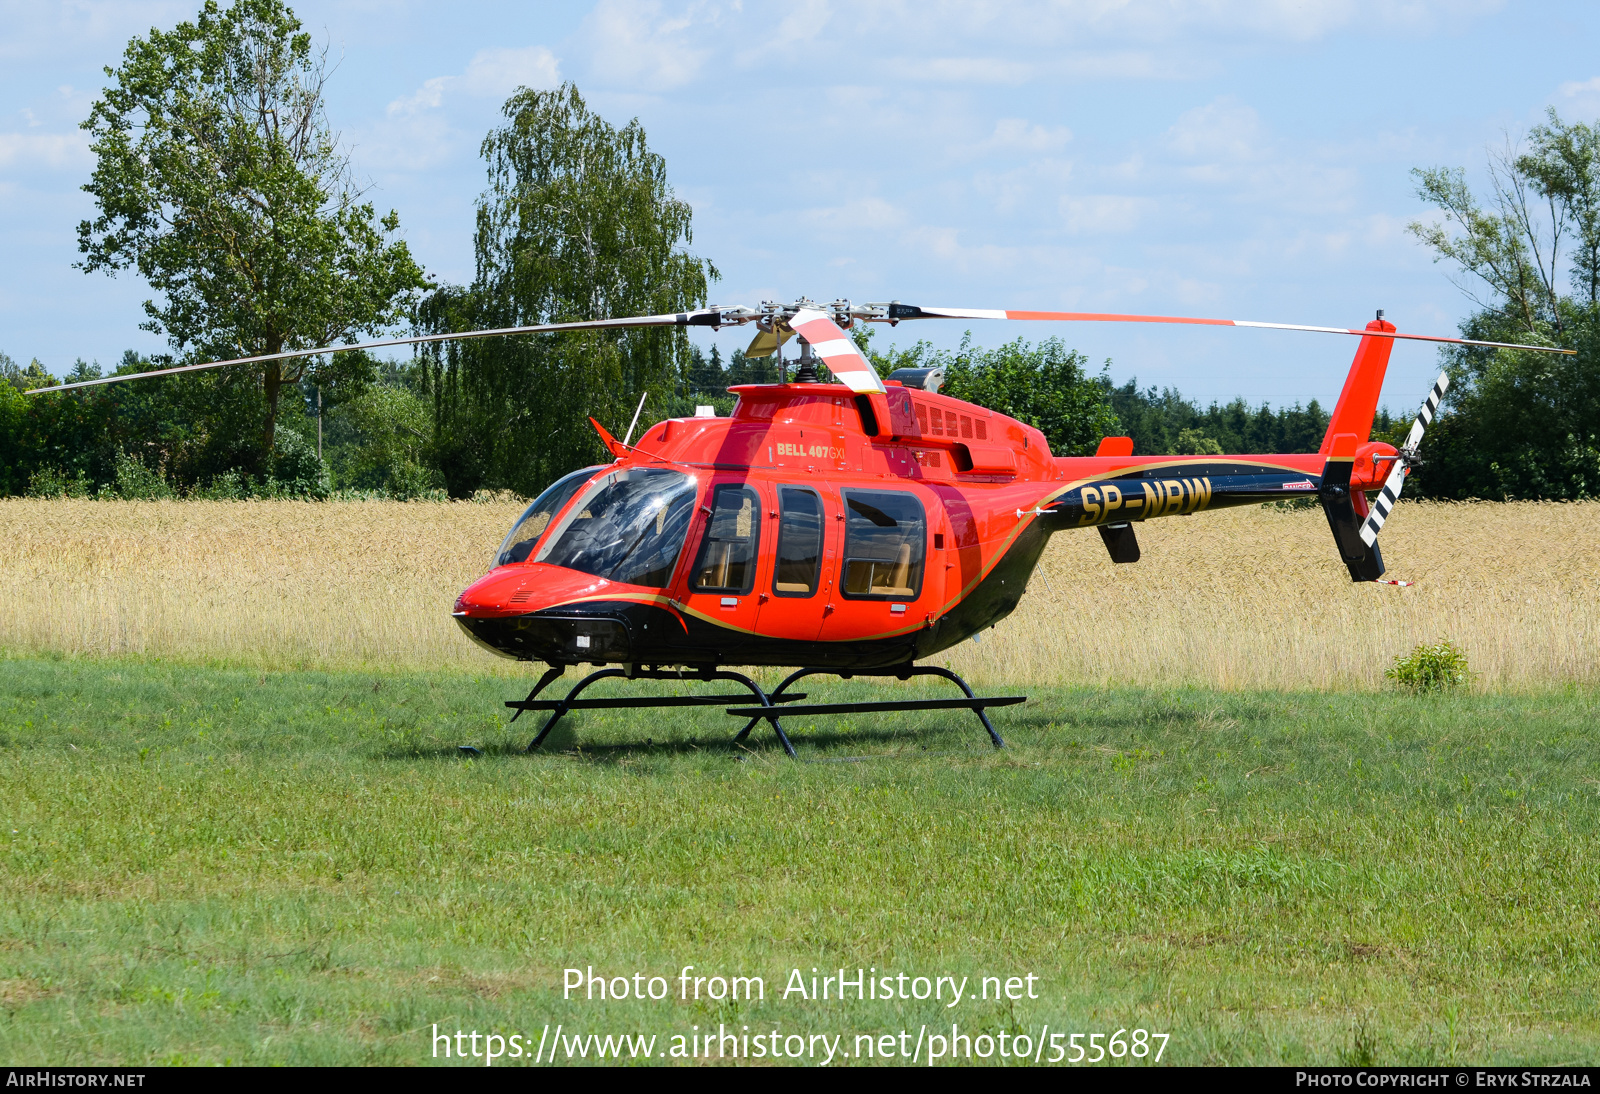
[453, 569, 529, 615]
[454, 564, 613, 618]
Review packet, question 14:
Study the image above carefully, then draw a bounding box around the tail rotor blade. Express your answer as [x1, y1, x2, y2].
[1359, 461, 1409, 548]
[1359, 370, 1449, 547]
[1404, 370, 1449, 449]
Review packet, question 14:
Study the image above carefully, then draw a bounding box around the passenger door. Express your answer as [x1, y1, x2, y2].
[678, 480, 766, 638]
[754, 484, 828, 642]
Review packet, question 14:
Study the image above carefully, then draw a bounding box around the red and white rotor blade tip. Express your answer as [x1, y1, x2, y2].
[902, 306, 1574, 356]
[1359, 371, 1449, 548]
[790, 309, 886, 394]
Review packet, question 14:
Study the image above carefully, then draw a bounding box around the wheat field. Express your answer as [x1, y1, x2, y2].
[0, 496, 1595, 690]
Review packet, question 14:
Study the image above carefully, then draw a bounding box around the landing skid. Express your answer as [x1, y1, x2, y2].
[728, 665, 1017, 750]
[507, 666, 802, 757]
[502, 664, 1022, 758]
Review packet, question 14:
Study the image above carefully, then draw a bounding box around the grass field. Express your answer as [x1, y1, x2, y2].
[2, 496, 1597, 689]
[1, 656, 1597, 1065]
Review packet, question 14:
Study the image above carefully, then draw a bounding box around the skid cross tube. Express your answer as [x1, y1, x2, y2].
[731, 665, 1013, 749]
[507, 664, 567, 724]
[513, 667, 797, 758]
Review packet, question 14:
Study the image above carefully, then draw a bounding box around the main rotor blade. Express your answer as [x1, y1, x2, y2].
[890, 305, 1575, 356]
[24, 309, 727, 395]
[789, 308, 886, 394]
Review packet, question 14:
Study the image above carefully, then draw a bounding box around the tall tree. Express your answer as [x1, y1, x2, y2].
[1408, 110, 1600, 499]
[417, 83, 715, 497]
[858, 330, 1119, 457]
[77, 0, 427, 461]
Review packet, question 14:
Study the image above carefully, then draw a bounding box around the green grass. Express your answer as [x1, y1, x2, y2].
[1, 654, 1597, 1066]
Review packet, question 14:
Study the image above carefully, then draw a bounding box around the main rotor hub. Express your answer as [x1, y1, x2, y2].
[706, 298, 910, 331]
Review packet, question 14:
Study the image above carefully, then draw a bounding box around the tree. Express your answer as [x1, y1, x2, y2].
[417, 83, 715, 497]
[1108, 379, 1333, 455]
[2, 355, 58, 393]
[1174, 427, 1223, 456]
[1408, 110, 1600, 499]
[858, 330, 1119, 456]
[77, 0, 427, 464]
[331, 378, 441, 497]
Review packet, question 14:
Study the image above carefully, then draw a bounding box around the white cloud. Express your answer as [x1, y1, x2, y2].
[387, 76, 452, 117]
[1159, 97, 1359, 214]
[886, 57, 1033, 84]
[799, 197, 910, 234]
[386, 46, 561, 118]
[1555, 76, 1600, 121]
[851, 0, 1500, 47]
[985, 118, 1073, 153]
[461, 46, 562, 99]
[1061, 194, 1150, 235]
[774, 0, 833, 42]
[357, 111, 463, 173]
[1165, 98, 1265, 162]
[0, 132, 91, 171]
[1049, 50, 1180, 80]
[583, 0, 718, 91]
[966, 158, 1076, 215]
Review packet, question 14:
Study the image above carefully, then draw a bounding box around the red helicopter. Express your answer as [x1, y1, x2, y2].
[37, 299, 1570, 756]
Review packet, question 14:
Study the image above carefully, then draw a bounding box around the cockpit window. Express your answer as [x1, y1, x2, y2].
[535, 468, 698, 588]
[492, 467, 601, 569]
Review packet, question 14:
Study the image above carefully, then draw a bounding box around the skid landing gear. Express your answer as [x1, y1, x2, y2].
[505, 666, 804, 758]
[499, 663, 1023, 758]
[726, 665, 1019, 750]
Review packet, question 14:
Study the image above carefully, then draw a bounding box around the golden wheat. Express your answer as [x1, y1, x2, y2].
[943, 499, 1600, 690]
[0, 498, 524, 674]
[1, 497, 1595, 689]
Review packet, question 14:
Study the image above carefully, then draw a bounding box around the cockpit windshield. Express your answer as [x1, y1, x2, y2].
[534, 468, 698, 588]
[492, 466, 601, 569]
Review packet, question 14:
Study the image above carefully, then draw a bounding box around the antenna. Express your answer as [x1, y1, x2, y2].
[622, 391, 648, 446]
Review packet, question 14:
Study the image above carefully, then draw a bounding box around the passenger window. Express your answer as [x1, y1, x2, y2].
[691, 484, 761, 594]
[773, 487, 823, 597]
[841, 490, 926, 599]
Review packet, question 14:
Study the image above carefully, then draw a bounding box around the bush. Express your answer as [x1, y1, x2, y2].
[266, 431, 331, 499]
[27, 467, 92, 498]
[101, 451, 174, 500]
[1387, 639, 1473, 693]
[191, 470, 252, 500]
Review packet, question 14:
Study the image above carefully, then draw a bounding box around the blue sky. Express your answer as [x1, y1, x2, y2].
[3, 0, 1598, 412]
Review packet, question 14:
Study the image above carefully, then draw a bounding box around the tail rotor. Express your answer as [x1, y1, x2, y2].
[1359, 371, 1449, 548]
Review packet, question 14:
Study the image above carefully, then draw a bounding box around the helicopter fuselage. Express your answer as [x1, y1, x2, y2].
[453, 380, 1395, 670]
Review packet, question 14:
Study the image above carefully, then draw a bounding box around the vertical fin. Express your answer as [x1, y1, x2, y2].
[1319, 315, 1397, 454]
